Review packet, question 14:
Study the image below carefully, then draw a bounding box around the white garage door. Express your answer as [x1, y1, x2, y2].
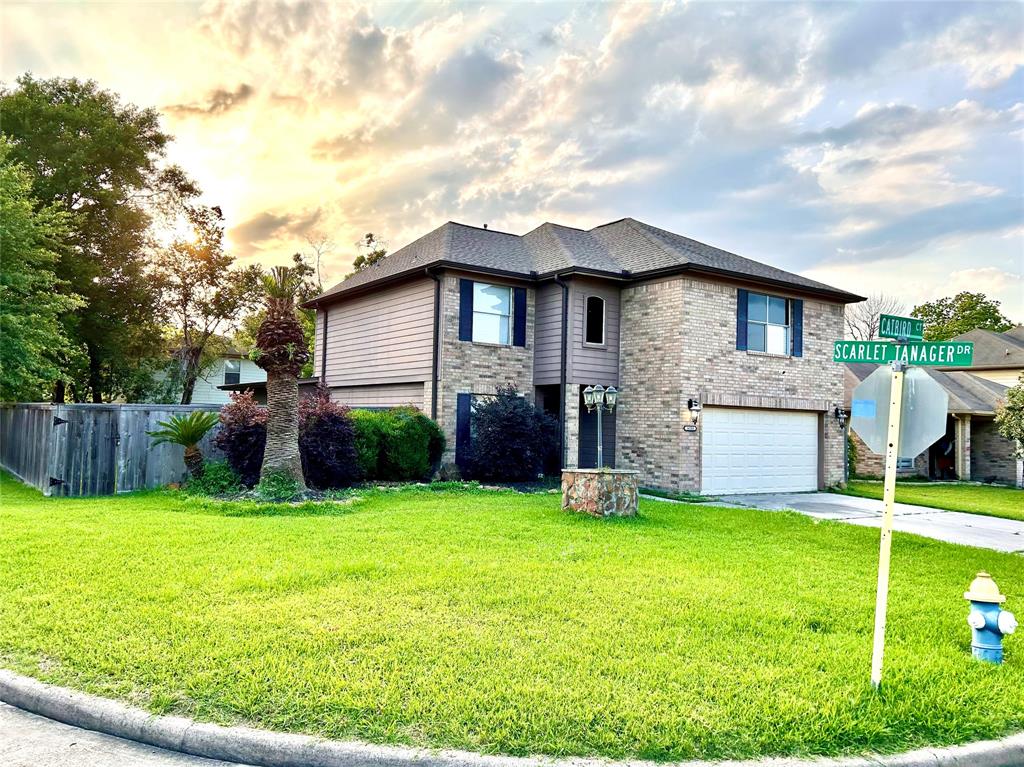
[701, 407, 819, 494]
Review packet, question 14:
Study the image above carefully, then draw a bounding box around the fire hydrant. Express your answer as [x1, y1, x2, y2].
[965, 571, 1017, 663]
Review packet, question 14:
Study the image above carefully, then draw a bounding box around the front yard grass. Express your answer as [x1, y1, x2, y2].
[1, 470, 1022, 761]
[836, 480, 1024, 523]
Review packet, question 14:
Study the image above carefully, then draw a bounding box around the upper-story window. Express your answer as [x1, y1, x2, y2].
[585, 296, 605, 345]
[223, 358, 241, 385]
[472, 283, 512, 345]
[747, 292, 790, 355]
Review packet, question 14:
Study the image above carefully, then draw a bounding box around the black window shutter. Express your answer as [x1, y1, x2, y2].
[513, 287, 527, 347]
[735, 288, 748, 350]
[455, 393, 472, 469]
[458, 279, 474, 341]
[791, 299, 804, 357]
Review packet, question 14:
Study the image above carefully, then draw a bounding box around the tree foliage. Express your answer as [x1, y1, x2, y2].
[146, 411, 219, 479]
[911, 292, 1014, 341]
[845, 293, 906, 341]
[0, 139, 85, 402]
[995, 374, 1024, 460]
[152, 205, 262, 403]
[349, 232, 387, 275]
[0, 74, 199, 402]
[469, 384, 559, 482]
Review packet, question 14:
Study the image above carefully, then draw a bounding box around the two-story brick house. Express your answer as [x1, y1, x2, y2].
[303, 218, 863, 494]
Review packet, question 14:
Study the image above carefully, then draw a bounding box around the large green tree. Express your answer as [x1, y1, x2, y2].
[995, 374, 1024, 488]
[911, 291, 1014, 341]
[152, 205, 262, 403]
[0, 74, 198, 401]
[0, 139, 84, 401]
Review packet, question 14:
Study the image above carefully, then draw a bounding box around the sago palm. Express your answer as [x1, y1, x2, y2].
[148, 411, 220, 479]
[253, 265, 310, 488]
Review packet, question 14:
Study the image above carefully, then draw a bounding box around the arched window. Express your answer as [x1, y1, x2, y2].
[585, 295, 605, 345]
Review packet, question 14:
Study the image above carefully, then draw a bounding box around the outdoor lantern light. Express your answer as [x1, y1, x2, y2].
[583, 384, 618, 468]
[687, 398, 702, 425]
[604, 386, 618, 411]
[834, 406, 848, 429]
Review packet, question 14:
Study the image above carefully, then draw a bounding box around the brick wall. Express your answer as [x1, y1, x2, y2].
[971, 417, 1017, 485]
[436, 272, 535, 465]
[617, 275, 847, 492]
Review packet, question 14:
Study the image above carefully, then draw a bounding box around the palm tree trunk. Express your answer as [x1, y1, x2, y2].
[183, 445, 205, 479]
[261, 370, 306, 487]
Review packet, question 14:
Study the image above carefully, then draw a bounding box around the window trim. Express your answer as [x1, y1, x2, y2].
[471, 282, 513, 346]
[745, 291, 791, 356]
[223, 358, 241, 386]
[583, 295, 606, 347]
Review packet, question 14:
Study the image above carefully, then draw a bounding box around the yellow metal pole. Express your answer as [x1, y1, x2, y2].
[871, 361, 906, 689]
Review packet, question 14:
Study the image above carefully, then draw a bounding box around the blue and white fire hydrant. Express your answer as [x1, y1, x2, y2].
[965, 571, 1016, 663]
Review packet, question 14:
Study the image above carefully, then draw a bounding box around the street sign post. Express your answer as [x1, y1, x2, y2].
[834, 340, 973, 366]
[836, 332, 972, 689]
[878, 313, 924, 341]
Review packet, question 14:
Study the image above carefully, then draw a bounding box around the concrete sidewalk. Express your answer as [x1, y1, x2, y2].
[719, 492, 1023, 553]
[0, 702, 249, 767]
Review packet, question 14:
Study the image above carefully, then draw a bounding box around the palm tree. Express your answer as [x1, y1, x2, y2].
[253, 265, 310, 488]
[148, 411, 220, 479]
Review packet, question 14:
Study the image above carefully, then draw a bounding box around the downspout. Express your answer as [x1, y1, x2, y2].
[426, 268, 442, 420]
[319, 305, 328, 386]
[555, 274, 571, 469]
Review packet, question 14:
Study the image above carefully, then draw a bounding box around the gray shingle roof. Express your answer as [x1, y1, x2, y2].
[844, 363, 1009, 414]
[949, 327, 1024, 370]
[309, 217, 863, 304]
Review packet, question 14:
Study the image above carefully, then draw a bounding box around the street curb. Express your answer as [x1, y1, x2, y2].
[2, 669, 1023, 767]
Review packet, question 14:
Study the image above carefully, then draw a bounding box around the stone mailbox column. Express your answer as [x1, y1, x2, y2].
[561, 468, 639, 517]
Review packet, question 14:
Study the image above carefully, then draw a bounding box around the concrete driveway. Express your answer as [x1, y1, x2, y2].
[720, 492, 1024, 553]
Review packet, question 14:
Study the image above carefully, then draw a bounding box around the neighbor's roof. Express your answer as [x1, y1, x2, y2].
[946, 327, 1024, 370]
[306, 218, 863, 306]
[844, 363, 1009, 415]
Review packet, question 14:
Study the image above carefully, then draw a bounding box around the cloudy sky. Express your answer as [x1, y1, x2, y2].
[3, 1, 1022, 317]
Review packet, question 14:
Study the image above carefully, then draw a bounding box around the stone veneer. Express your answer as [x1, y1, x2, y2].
[562, 468, 638, 517]
[616, 275, 847, 492]
[436, 272, 535, 466]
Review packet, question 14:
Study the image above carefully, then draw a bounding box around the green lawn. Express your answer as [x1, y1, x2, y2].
[836, 480, 1024, 523]
[1, 471, 1022, 761]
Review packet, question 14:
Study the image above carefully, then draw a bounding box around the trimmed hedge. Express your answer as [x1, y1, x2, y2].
[352, 407, 445, 481]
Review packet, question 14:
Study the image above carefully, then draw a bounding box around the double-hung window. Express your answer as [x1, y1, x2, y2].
[472, 283, 512, 345]
[746, 292, 790, 355]
[223, 358, 241, 385]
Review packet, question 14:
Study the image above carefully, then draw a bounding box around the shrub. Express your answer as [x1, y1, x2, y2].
[299, 385, 360, 489]
[469, 384, 558, 482]
[187, 462, 241, 496]
[214, 391, 267, 487]
[351, 409, 385, 479]
[351, 407, 445, 481]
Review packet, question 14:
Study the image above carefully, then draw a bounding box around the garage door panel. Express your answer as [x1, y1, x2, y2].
[701, 407, 818, 494]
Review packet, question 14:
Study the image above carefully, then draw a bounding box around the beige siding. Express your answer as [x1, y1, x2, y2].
[312, 310, 325, 379]
[971, 368, 1022, 387]
[534, 282, 563, 385]
[568, 278, 620, 385]
[321, 278, 435, 386]
[331, 383, 425, 410]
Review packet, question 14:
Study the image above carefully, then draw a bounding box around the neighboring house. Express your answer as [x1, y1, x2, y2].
[303, 218, 863, 494]
[844, 325, 1023, 485]
[157, 347, 266, 405]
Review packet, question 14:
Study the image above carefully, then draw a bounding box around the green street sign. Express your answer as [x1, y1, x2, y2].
[834, 340, 973, 366]
[878, 314, 924, 341]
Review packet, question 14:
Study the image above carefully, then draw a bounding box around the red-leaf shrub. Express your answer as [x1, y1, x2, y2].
[214, 390, 266, 487]
[469, 384, 558, 481]
[299, 385, 360, 489]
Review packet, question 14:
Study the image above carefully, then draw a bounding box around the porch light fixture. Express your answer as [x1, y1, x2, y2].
[583, 385, 618, 468]
[686, 398, 702, 425]
[833, 406, 847, 430]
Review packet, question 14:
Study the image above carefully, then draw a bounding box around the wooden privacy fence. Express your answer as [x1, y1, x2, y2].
[0, 403, 222, 497]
